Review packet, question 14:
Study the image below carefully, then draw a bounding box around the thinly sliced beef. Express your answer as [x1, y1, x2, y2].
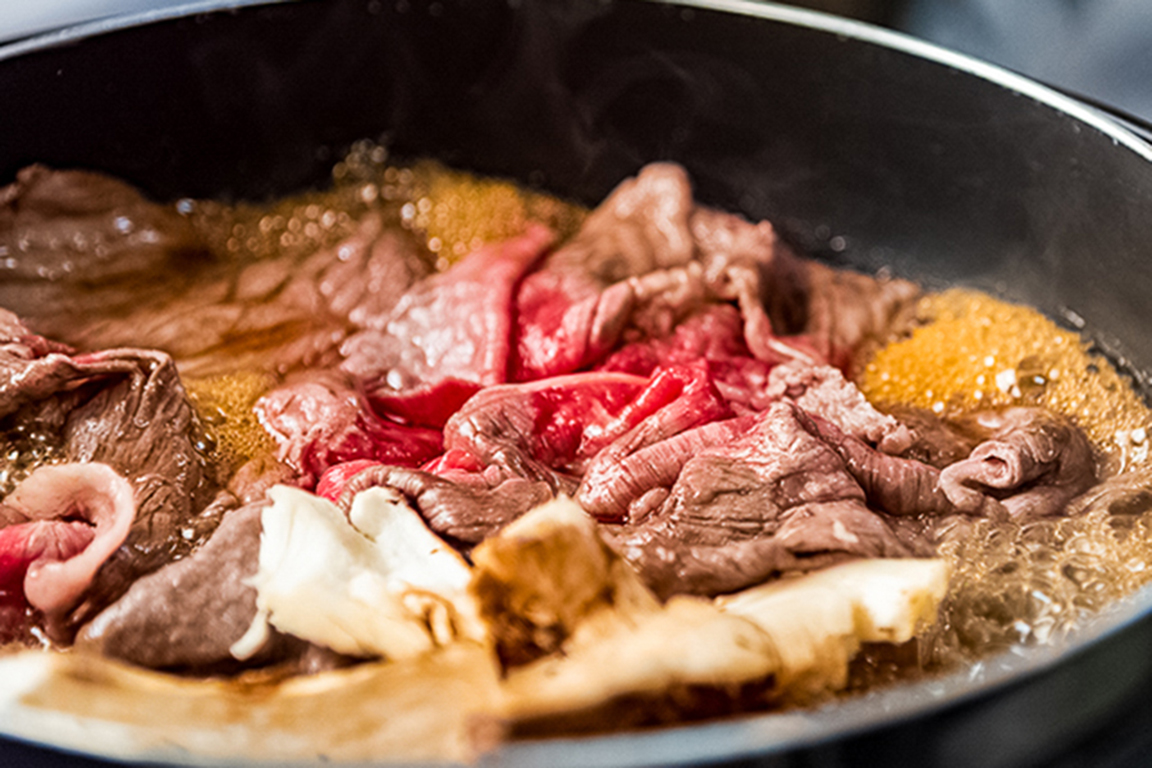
[599, 305, 776, 414]
[687, 206, 820, 365]
[512, 162, 914, 390]
[77, 500, 310, 673]
[0, 165, 202, 333]
[600, 304, 750, 376]
[255, 371, 442, 489]
[612, 402, 924, 599]
[442, 364, 729, 486]
[1, 166, 433, 377]
[0, 309, 120, 420]
[441, 372, 647, 483]
[808, 406, 1096, 522]
[0, 314, 224, 639]
[939, 408, 1097, 520]
[578, 359, 906, 523]
[578, 415, 757, 524]
[883, 404, 983, 469]
[511, 164, 815, 381]
[569, 363, 733, 467]
[85, 214, 431, 378]
[765, 360, 912, 454]
[801, 413, 1000, 519]
[343, 225, 553, 427]
[764, 258, 920, 372]
[330, 464, 554, 546]
[512, 164, 696, 380]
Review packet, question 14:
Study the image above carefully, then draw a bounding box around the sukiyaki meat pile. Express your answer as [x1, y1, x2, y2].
[0, 153, 1150, 762]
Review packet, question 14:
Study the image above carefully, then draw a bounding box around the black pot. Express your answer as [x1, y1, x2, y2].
[2, 1, 1152, 766]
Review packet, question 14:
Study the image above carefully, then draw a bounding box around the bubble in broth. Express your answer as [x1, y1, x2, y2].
[858, 289, 1152, 669]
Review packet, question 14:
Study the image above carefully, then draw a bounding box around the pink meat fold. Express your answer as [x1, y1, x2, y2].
[1, 463, 135, 615]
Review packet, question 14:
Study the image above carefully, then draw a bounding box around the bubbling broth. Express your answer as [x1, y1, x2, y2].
[2, 142, 1152, 757]
[271, 146, 1152, 650]
[179, 147, 1152, 675]
[859, 291, 1152, 671]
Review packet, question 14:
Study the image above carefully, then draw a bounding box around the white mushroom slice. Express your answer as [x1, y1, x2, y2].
[470, 495, 662, 665]
[501, 596, 780, 722]
[0, 643, 502, 765]
[473, 497, 779, 724]
[349, 485, 484, 644]
[237, 485, 480, 660]
[475, 497, 950, 725]
[716, 558, 950, 698]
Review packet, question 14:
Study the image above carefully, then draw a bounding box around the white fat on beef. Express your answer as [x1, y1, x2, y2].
[766, 359, 913, 454]
[233, 485, 482, 661]
[3, 463, 135, 615]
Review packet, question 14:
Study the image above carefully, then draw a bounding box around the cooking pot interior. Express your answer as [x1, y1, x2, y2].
[3, 0, 1151, 379]
[3, 0, 1152, 765]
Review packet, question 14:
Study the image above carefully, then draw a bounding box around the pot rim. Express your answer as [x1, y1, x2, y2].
[3, 0, 1150, 158]
[1, 1, 1151, 765]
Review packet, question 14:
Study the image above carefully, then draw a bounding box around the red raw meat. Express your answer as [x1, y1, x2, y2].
[511, 164, 698, 381]
[314, 459, 382, 503]
[256, 372, 443, 489]
[341, 225, 554, 427]
[0, 521, 95, 608]
[443, 363, 731, 482]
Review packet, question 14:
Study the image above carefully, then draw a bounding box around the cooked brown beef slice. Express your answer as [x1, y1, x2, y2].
[0, 314, 225, 637]
[939, 408, 1097, 520]
[0, 309, 117, 421]
[1068, 464, 1152, 518]
[342, 225, 552, 428]
[84, 214, 429, 378]
[579, 416, 758, 523]
[165, 215, 431, 377]
[882, 404, 984, 469]
[81, 496, 360, 675]
[0, 165, 202, 313]
[613, 402, 921, 598]
[810, 406, 1096, 522]
[54, 350, 224, 634]
[687, 205, 801, 363]
[766, 258, 921, 367]
[76, 499, 271, 671]
[1, 166, 431, 377]
[577, 360, 908, 523]
[801, 412, 1000, 519]
[336, 464, 556, 546]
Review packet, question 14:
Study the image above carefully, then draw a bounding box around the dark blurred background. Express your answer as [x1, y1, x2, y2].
[2, 1, 1150, 120]
[791, 0, 1152, 121]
